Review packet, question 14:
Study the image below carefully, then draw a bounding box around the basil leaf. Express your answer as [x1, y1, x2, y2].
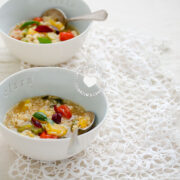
[54, 98, 64, 104]
[38, 37, 52, 44]
[42, 96, 49, 100]
[20, 21, 40, 29]
[33, 112, 47, 121]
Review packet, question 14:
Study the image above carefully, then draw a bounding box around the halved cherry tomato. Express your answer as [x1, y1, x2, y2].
[57, 105, 72, 119]
[59, 32, 74, 41]
[40, 132, 58, 139]
[33, 17, 43, 22]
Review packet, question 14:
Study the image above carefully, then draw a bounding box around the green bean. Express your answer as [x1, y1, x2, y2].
[17, 124, 32, 133]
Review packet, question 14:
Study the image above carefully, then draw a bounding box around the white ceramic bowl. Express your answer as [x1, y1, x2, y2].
[0, 0, 91, 65]
[0, 67, 107, 161]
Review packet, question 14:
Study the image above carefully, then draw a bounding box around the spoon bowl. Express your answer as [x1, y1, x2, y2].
[79, 111, 95, 132]
[68, 111, 95, 155]
[42, 8, 68, 25]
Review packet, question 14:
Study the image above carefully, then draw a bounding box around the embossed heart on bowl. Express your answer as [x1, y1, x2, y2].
[83, 76, 97, 87]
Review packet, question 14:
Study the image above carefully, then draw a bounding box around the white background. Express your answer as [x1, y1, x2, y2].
[0, 0, 180, 179]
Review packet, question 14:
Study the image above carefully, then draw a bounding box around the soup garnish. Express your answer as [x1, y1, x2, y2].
[4, 96, 93, 139]
[9, 16, 79, 44]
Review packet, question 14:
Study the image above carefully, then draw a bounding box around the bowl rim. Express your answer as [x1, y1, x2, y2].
[0, 0, 92, 46]
[0, 67, 108, 142]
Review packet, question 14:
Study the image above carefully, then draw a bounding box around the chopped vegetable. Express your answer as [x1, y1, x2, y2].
[33, 111, 54, 124]
[42, 96, 49, 100]
[27, 28, 37, 35]
[49, 19, 64, 31]
[18, 124, 43, 136]
[54, 105, 58, 113]
[5, 95, 93, 139]
[54, 97, 63, 104]
[38, 109, 48, 116]
[40, 131, 58, 139]
[52, 113, 62, 124]
[46, 32, 59, 41]
[78, 117, 89, 129]
[45, 123, 67, 137]
[21, 99, 31, 112]
[31, 126, 43, 135]
[20, 21, 40, 29]
[57, 105, 72, 119]
[59, 32, 74, 41]
[33, 112, 47, 121]
[33, 17, 43, 22]
[10, 16, 78, 43]
[38, 37, 52, 44]
[31, 117, 42, 128]
[24, 99, 31, 104]
[35, 25, 53, 32]
[46, 118, 54, 124]
[17, 124, 32, 133]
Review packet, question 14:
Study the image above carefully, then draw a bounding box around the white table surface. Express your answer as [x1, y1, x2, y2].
[0, 0, 180, 179]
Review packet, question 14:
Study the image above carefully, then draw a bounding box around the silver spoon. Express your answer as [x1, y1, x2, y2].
[67, 112, 95, 155]
[42, 9, 108, 25]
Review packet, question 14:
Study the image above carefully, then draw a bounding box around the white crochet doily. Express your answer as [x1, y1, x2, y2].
[8, 25, 180, 180]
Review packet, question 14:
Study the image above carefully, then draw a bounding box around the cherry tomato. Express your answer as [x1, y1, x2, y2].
[59, 32, 74, 41]
[40, 132, 58, 139]
[57, 105, 72, 119]
[33, 17, 43, 22]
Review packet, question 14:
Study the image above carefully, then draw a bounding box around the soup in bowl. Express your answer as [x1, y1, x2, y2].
[0, 67, 107, 161]
[0, 0, 92, 65]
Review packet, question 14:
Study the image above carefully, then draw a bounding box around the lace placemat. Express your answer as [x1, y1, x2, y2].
[5, 25, 180, 179]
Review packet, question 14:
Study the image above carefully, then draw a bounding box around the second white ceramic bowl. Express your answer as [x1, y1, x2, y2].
[0, 67, 107, 161]
[0, 0, 91, 65]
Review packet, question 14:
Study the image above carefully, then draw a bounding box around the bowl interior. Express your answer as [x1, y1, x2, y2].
[0, 0, 91, 34]
[0, 68, 107, 130]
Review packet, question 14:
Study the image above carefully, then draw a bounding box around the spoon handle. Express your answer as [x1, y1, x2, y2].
[67, 128, 79, 155]
[68, 10, 108, 22]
